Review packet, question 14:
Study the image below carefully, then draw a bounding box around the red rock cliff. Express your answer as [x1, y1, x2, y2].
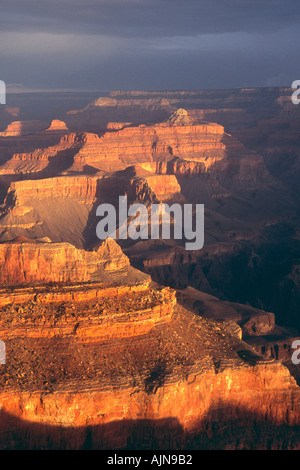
[0, 237, 130, 286]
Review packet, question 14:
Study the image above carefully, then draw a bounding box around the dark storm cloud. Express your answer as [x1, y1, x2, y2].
[0, 0, 299, 91]
[1, 0, 300, 36]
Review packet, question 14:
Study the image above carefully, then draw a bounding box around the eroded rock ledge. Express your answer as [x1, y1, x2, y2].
[0, 240, 298, 449]
[0, 237, 131, 285]
[0, 300, 299, 450]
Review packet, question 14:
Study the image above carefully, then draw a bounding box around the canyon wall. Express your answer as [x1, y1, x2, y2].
[0, 107, 268, 184]
[4, 175, 100, 207]
[0, 237, 130, 286]
[70, 119, 226, 173]
[0, 289, 299, 450]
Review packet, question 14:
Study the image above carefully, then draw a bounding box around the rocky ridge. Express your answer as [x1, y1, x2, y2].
[0, 240, 299, 449]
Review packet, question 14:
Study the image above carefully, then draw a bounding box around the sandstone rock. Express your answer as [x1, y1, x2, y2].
[68, 117, 226, 173]
[144, 175, 181, 201]
[0, 173, 182, 246]
[156, 157, 206, 176]
[106, 122, 132, 130]
[0, 133, 81, 175]
[0, 237, 131, 286]
[3, 176, 100, 206]
[0, 120, 46, 137]
[0, 291, 299, 450]
[45, 120, 69, 132]
[166, 108, 195, 126]
[0, 176, 102, 248]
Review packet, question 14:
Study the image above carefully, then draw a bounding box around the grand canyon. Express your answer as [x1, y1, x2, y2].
[0, 87, 299, 450]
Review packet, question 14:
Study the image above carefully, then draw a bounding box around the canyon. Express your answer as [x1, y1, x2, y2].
[0, 87, 299, 449]
[0, 238, 299, 450]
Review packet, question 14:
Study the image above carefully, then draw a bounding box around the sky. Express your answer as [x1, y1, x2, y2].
[0, 0, 299, 92]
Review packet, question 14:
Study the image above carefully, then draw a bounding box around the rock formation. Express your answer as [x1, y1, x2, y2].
[166, 108, 195, 126]
[0, 87, 299, 449]
[45, 120, 69, 132]
[177, 286, 300, 367]
[0, 133, 81, 175]
[64, 115, 227, 173]
[0, 120, 47, 137]
[0, 239, 299, 449]
[4, 176, 100, 206]
[65, 95, 174, 131]
[0, 173, 184, 245]
[0, 106, 267, 184]
[0, 237, 132, 286]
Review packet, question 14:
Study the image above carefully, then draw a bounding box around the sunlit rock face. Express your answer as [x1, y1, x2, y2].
[0, 278, 299, 450]
[0, 231, 297, 449]
[0, 121, 46, 137]
[45, 120, 69, 132]
[0, 108, 268, 186]
[4, 176, 99, 205]
[0, 109, 227, 174]
[66, 116, 227, 173]
[0, 237, 130, 286]
[0, 235, 298, 450]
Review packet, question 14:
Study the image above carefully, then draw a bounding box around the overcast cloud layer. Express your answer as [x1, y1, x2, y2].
[1, 0, 299, 91]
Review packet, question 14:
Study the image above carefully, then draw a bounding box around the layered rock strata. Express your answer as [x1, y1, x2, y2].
[0, 121, 47, 137]
[0, 234, 298, 449]
[0, 133, 82, 175]
[0, 237, 131, 286]
[0, 291, 299, 450]
[0, 108, 268, 185]
[69, 117, 226, 173]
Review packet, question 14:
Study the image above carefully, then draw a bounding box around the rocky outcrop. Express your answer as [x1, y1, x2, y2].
[0, 175, 103, 247]
[68, 116, 226, 173]
[166, 108, 195, 126]
[106, 122, 132, 130]
[0, 283, 173, 342]
[144, 175, 181, 200]
[0, 121, 47, 137]
[155, 157, 206, 176]
[0, 237, 130, 286]
[0, 171, 184, 246]
[0, 107, 267, 183]
[4, 176, 100, 206]
[0, 133, 82, 175]
[177, 286, 300, 368]
[45, 120, 69, 132]
[0, 290, 299, 449]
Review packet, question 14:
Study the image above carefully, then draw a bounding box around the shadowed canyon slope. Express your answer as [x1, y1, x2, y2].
[0, 87, 299, 449]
